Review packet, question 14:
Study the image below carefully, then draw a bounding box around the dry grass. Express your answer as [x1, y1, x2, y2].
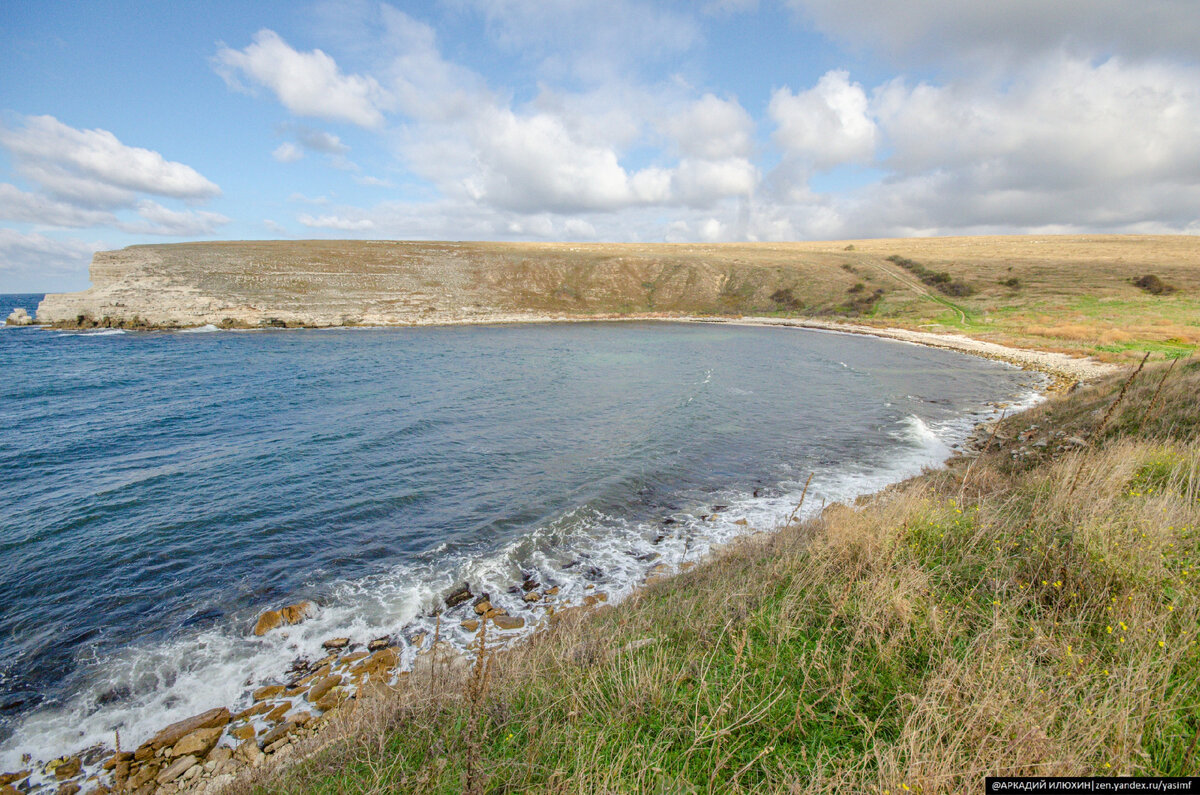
[224, 357, 1200, 794]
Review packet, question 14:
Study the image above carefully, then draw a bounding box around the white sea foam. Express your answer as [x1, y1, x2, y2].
[56, 329, 126, 337]
[179, 324, 220, 334]
[0, 379, 1046, 773]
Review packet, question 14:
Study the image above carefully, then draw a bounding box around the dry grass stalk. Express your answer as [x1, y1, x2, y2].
[1087, 351, 1150, 445]
[464, 614, 492, 795]
[1141, 354, 1182, 429]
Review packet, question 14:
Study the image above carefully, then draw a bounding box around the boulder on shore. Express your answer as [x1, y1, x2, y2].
[145, 707, 231, 752]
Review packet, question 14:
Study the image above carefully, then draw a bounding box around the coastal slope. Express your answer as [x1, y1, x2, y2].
[35, 236, 1200, 362]
[35, 239, 864, 328]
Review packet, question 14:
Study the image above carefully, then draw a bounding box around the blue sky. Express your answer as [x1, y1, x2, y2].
[2, 0, 1199, 291]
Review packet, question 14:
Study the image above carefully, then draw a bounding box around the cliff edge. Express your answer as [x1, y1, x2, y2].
[35, 240, 862, 328]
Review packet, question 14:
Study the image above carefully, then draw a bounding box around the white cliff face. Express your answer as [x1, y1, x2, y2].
[33, 240, 850, 328]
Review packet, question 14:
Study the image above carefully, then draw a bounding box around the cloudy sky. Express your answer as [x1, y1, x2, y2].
[2, 0, 1199, 291]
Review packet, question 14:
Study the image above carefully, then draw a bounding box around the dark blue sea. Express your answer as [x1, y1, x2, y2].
[0, 295, 1040, 767]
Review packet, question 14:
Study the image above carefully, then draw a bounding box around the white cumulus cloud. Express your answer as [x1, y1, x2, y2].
[215, 29, 390, 128]
[0, 115, 221, 205]
[769, 70, 878, 170]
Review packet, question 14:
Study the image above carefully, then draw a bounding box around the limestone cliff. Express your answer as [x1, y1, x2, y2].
[35, 240, 861, 328]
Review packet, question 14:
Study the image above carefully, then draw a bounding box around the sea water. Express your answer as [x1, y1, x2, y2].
[0, 304, 1040, 766]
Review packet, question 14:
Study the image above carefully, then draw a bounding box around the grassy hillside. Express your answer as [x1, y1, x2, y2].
[41, 235, 1200, 363]
[233, 356, 1200, 793]
[817, 236, 1200, 363]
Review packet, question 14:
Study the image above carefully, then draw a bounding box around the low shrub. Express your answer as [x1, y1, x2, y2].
[1133, 275, 1178, 295]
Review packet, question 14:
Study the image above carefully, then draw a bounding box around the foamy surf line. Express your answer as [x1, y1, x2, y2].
[0, 380, 1045, 782]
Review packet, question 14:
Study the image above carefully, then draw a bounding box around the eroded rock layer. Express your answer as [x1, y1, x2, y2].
[36, 240, 858, 328]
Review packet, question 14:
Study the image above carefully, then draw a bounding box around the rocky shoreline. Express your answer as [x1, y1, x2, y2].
[0, 577, 629, 795]
[0, 320, 1116, 795]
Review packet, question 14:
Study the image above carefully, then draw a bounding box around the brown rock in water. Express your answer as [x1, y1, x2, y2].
[252, 685, 285, 702]
[0, 771, 30, 786]
[306, 674, 343, 703]
[231, 724, 256, 742]
[473, 600, 492, 615]
[171, 726, 223, 758]
[280, 601, 314, 625]
[293, 663, 332, 688]
[734, 518, 749, 526]
[253, 610, 282, 636]
[147, 707, 232, 751]
[254, 601, 314, 636]
[445, 584, 472, 608]
[156, 755, 197, 785]
[1, 786, 19, 795]
[583, 592, 608, 607]
[523, 591, 540, 602]
[56, 784, 81, 795]
[235, 702, 271, 720]
[322, 637, 350, 651]
[492, 615, 525, 631]
[264, 703, 289, 723]
[544, 586, 559, 596]
[460, 619, 479, 632]
[52, 758, 81, 782]
[367, 637, 390, 651]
